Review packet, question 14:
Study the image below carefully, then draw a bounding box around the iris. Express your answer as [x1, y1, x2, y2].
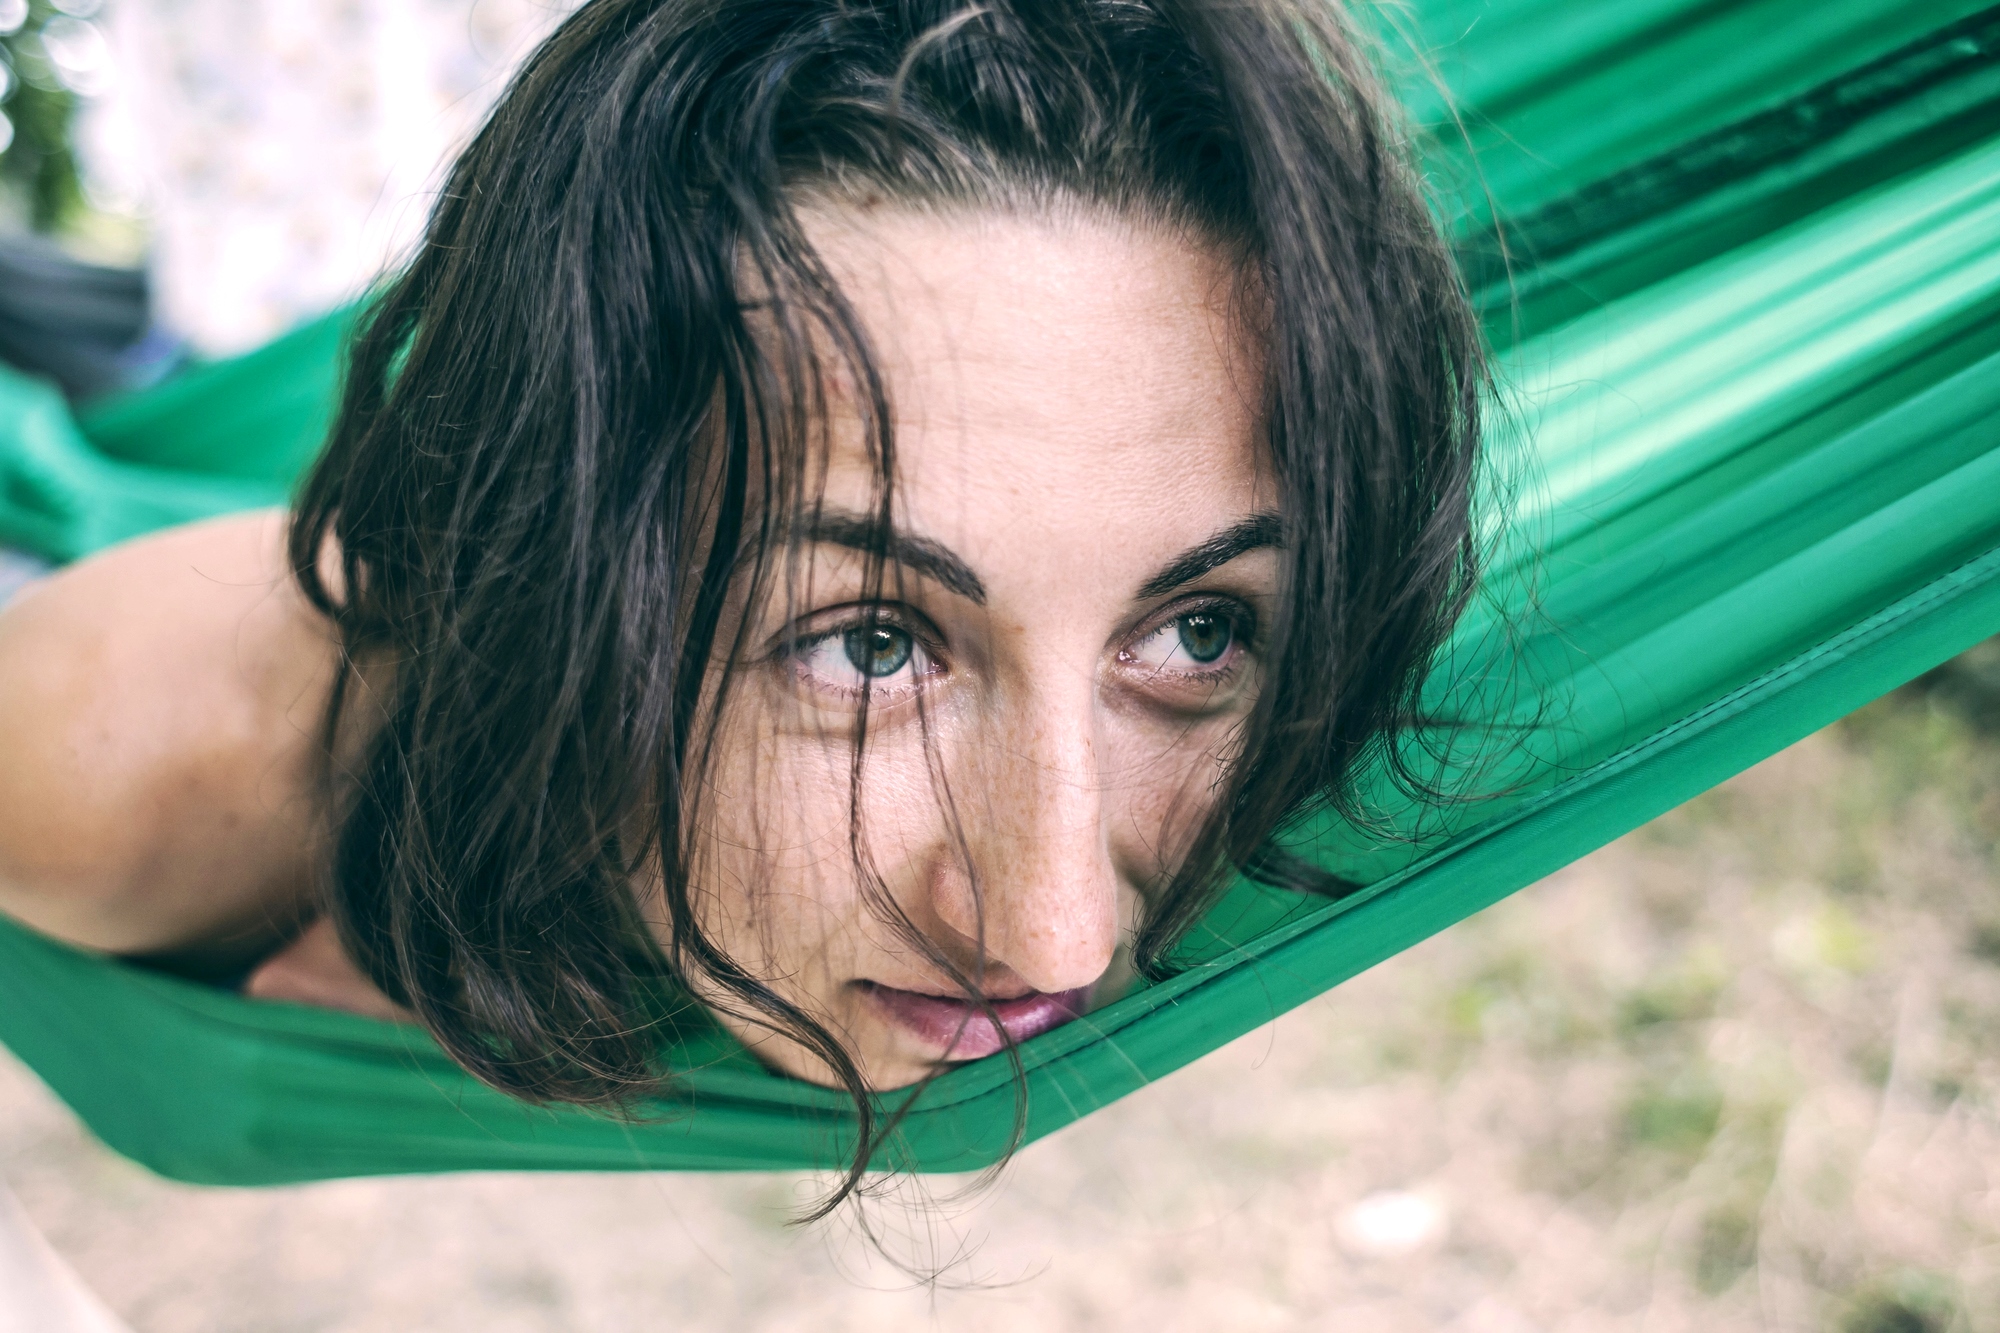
[843, 624, 914, 677]
[1176, 613, 1231, 664]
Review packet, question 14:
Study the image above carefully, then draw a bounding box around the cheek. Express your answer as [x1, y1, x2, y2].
[687, 699, 840, 968]
[1103, 712, 1243, 880]
[690, 694, 947, 967]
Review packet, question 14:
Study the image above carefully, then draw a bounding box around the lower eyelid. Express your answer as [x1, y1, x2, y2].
[792, 665, 925, 702]
[1120, 652, 1245, 684]
[789, 642, 941, 698]
[1149, 657, 1242, 679]
[1124, 618, 1251, 667]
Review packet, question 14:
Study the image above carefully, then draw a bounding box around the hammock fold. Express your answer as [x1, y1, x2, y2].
[1, 0, 1997, 1182]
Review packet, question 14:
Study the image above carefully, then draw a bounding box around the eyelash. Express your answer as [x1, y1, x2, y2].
[1118, 597, 1257, 684]
[779, 606, 943, 702]
[775, 596, 1258, 706]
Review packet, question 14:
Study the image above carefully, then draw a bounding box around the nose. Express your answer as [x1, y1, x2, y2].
[927, 699, 1121, 996]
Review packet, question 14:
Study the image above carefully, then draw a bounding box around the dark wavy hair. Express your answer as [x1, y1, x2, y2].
[288, 0, 1483, 1207]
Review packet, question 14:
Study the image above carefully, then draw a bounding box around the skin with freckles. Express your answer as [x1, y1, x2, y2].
[685, 206, 1277, 1088]
[0, 204, 1276, 1093]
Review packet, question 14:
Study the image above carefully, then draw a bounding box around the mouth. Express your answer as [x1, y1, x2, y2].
[857, 981, 1092, 1061]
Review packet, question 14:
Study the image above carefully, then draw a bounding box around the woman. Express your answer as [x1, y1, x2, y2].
[0, 0, 1481, 1177]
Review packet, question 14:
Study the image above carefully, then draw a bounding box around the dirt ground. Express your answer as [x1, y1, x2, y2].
[4, 646, 1998, 1333]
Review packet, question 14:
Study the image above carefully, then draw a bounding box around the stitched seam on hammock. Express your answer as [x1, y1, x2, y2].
[1457, 3, 2000, 292]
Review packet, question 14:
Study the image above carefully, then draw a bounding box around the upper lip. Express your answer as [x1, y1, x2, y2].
[860, 979, 1044, 1005]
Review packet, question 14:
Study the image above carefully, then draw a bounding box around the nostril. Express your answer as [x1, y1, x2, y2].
[994, 897, 1120, 995]
[925, 751, 1120, 992]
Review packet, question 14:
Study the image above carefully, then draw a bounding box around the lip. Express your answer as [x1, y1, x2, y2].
[858, 981, 1091, 1060]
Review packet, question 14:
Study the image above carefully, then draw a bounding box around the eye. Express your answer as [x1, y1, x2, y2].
[842, 624, 913, 678]
[1174, 613, 1233, 664]
[786, 613, 939, 701]
[1123, 607, 1247, 676]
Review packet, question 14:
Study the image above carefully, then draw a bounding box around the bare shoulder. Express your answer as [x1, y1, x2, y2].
[0, 512, 336, 967]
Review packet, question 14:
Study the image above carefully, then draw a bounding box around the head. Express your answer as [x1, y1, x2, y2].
[290, 0, 1482, 1182]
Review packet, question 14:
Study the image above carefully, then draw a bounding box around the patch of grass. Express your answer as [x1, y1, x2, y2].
[1849, 1040, 1894, 1090]
[1902, 640, 2000, 736]
[1431, 949, 1561, 1068]
[1772, 903, 1877, 982]
[1617, 947, 1727, 1039]
[1693, 1203, 1759, 1295]
[1442, 982, 1492, 1041]
[1636, 786, 1738, 847]
[1838, 1271, 1960, 1333]
[1965, 920, 2000, 966]
[1623, 1071, 1724, 1157]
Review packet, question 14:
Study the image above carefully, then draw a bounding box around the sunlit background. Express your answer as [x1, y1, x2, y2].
[3, 4, 1999, 1331]
[2, 0, 571, 355]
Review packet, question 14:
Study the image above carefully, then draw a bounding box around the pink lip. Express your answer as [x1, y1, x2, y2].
[859, 982, 1091, 1060]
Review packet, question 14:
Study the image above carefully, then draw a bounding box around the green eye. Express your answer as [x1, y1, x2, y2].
[842, 625, 914, 678]
[1176, 613, 1233, 664]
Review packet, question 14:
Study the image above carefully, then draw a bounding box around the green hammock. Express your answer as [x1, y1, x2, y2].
[2, 0, 1997, 1184]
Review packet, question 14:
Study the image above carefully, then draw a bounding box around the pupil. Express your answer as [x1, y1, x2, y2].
[1177, 614, 1231, 664]
[843, 625, 912, 678]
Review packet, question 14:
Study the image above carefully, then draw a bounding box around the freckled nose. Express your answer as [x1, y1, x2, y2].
[930, 705, 1121, 995]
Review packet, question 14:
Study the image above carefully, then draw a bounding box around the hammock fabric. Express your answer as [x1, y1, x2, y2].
[1, 0, 1997, 1184]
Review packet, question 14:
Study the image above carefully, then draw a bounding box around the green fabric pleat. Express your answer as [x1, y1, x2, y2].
[1, 0, 1997, 1182]
[0, 312, 346, 561]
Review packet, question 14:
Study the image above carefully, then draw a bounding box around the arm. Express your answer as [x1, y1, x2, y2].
[0, 511, 331, 976]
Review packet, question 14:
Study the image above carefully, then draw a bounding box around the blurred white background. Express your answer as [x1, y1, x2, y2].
[68, 0, 573, 353]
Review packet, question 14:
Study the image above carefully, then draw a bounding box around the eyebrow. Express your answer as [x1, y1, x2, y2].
[798, 511, 990, 604]
[1135, 512, 1285, 600]
[797, 508, 1284, 608]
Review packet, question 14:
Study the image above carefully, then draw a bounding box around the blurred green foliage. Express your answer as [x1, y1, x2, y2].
[0, 0, 86, 231]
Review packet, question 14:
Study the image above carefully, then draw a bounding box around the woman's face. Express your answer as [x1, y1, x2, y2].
[685, 205, 1276, 1090]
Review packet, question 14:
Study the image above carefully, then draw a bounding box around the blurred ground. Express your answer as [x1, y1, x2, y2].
[3, 642, 1997, 1332]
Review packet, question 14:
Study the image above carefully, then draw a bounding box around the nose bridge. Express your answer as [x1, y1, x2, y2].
[943, 680, 1119, 993]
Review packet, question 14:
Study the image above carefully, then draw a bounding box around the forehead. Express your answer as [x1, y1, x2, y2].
[798, 204, 1273, 578]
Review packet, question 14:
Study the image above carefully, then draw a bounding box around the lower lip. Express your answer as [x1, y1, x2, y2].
[860, 982, 1091, 1060]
